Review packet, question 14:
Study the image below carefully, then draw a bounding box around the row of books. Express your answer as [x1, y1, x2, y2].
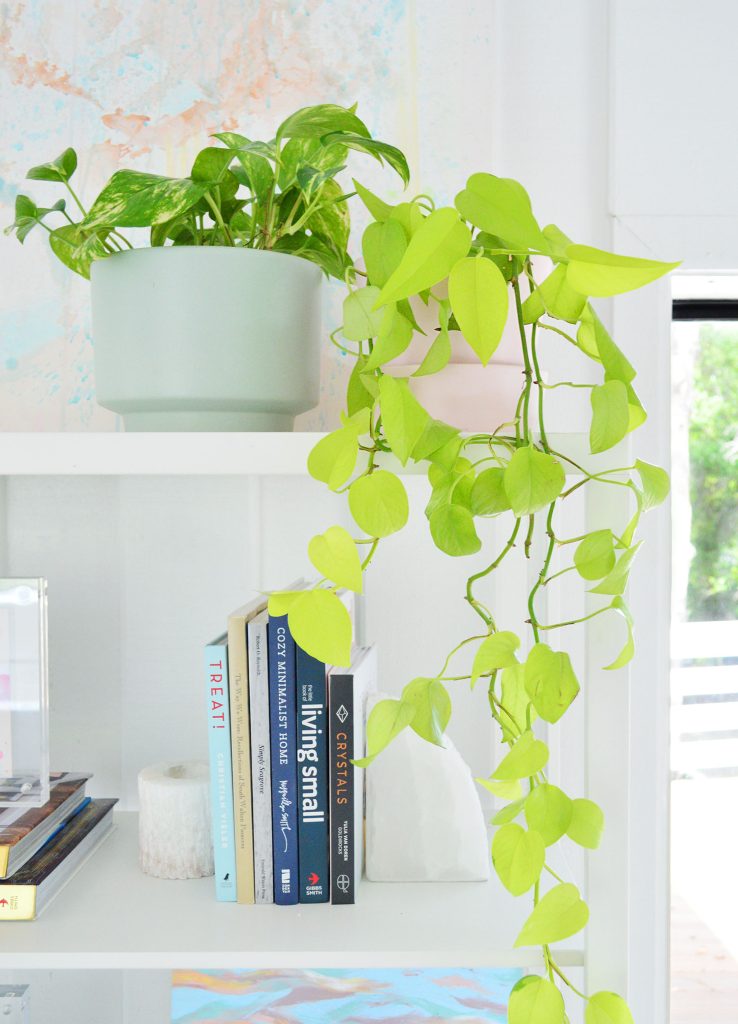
[204, 584, 375, 905]
[0, 772, 116, 920]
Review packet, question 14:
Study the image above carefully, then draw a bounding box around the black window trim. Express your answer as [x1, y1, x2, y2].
[673, 299, 738, 321]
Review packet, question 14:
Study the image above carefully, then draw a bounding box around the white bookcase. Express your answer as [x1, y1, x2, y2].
[0, 432, 629, 1003]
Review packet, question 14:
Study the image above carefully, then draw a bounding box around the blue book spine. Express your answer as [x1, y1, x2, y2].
[205, 639, 237, 902]
[268, 614, 299, 905]
[296, 646, 329, 903]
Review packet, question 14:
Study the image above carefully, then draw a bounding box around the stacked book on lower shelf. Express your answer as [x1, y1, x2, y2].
[205, 587, 376, 907]
[0, 772, 116, 920]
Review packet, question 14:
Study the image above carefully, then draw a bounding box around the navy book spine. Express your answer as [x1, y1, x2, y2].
[267, 613, 299, 905]
[328, 672, 355, 904]
[296, 646, 329, 903]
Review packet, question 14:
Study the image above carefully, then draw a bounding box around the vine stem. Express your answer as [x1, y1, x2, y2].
[550, 959, 588, 1001]
[434, 634, 489, 681]
[512, 277, 533, 441]
[360, 539, 380, 571]
[527, 503, 557, 643]
[537, 604, 611, 631]
[467, 519, 521, 597]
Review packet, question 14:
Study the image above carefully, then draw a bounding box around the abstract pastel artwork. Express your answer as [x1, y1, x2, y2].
[171, 968, 521, 1023]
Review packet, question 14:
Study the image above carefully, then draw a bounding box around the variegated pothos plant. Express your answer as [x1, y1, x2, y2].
[5, 103, 408, 279]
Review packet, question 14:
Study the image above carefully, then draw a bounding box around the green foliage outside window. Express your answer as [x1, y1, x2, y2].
[688, 322, 738, 621]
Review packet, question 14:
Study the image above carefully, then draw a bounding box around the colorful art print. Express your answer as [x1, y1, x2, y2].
[171, 968, 521, 1023]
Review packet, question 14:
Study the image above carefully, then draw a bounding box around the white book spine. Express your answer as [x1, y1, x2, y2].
[248, 613, 274, 904]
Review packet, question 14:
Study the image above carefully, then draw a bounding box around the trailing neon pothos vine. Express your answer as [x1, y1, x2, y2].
[271, 171, 675, 1023]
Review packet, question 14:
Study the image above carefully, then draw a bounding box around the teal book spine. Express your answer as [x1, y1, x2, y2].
[205, 637, 237, 902]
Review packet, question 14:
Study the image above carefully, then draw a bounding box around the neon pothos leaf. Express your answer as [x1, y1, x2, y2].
[504, 446, 565, 517]
[307, 525, 363, 594]
[412, 418, 460, 462]
[267, 590, 305, 616]
[590, 543, 642, 597]
[605, 597, 635, 670]
[287, 588, 352, 667]
[514, 882, 589, 946]
[377, 208, 471, 306]
[477, 777, 523, 801]
[471, 631, 520, 687]
[413, 322, 451, 377]
[364, 308, 413, 370]
[470, 468, 511, 516]
[500, 664, 536, 743]
[635, 459, 670, 510]
[307, 428, 360, 491]
[348, 470, 409, 538]
[362, 219, 408, 288]
[353, 178, 393, 221]
[590, 381, 630, 454]
[447, 255, 509, 364]
[454, 172, 548, 252]
[354, 698, 416, 767]
[574, 530, 616, 580]
[493, 731, 549, 780]
[524, 784, 573, 846]
[524, 644, 580, 724]
[508, 975, 565, 1024]
[567, 798, 605, 849]
[522, 264, 586, 325]
[565, 244, 680, 297]
[585, 991, 635, 1024]
[492, 798, 526, 825]
[378, 375, 429, 465]
[492, 823, 545, 896]
[429, 503, 481, 557]
[343, 286, 384, 341]
[401, 677, 451, 745]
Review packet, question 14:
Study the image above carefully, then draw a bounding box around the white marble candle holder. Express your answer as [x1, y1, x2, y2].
[138, 761, 214, 880]
[365, 703, 490, 882]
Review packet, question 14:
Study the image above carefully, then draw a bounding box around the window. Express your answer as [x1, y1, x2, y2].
[671, 277, 738, 1022]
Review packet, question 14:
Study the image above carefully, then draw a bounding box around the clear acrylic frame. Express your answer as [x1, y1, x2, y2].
[0, 578, 49, 808]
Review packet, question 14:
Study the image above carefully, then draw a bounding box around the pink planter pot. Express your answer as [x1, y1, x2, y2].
[389, 286, 528, 433]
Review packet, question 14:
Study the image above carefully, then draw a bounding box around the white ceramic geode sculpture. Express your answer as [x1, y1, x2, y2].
[365, 704, 490, 882]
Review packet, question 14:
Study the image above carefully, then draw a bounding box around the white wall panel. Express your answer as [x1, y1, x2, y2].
[611, 0, 738, 217]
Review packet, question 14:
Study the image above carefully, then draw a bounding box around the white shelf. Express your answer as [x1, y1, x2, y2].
[0, 431, 601, 477]
[0, 433, 325, 476]
[0, 813, 583, 970]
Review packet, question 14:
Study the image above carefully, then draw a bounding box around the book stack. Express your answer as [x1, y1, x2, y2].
[0, 772, 117, 920]
[204, 589, 376, 906]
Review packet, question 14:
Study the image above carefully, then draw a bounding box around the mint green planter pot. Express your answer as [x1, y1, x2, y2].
[90, 247, 322, 432]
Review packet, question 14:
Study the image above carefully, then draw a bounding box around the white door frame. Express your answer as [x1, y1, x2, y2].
[611, 213, 738, 1023]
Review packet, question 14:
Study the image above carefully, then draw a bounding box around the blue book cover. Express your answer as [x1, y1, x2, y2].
[205, 636, 237, 902]
[268, 613, 299, 904]
[296, 646, 329, 903]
